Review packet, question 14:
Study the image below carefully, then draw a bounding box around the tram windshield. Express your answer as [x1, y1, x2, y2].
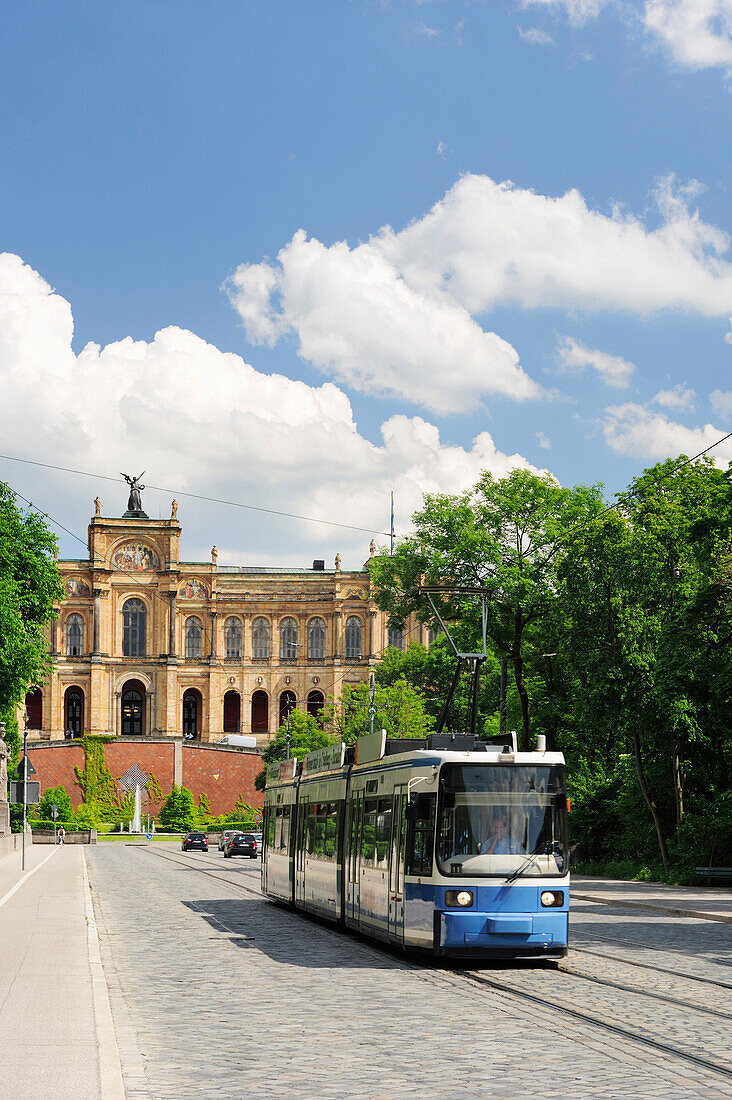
[436, 764, 568, 878]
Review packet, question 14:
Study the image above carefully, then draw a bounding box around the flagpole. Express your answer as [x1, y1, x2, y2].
[390, 491, 394, 555]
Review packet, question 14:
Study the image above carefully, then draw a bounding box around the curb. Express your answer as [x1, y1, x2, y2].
[572, 891, 732, 925]
[82, 849, 126, 1099]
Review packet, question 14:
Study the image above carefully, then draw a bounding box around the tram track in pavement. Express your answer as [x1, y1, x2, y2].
[570, 941, 732, 992]
[136, 846, 732, 1082]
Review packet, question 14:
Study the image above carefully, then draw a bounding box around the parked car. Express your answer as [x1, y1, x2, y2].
[223, 833, 258, 859]
[252, 832, 263, 854]
[182, 831, 208, 852]
[218, 829, 242, 852]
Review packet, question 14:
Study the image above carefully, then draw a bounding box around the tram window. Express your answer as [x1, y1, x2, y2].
[314, 810, 326, 858]
[266, 806, 275, 849]
[274, 807, 283, 850]
[324, 803, 338, 859]
[280, 806, 291, 850]
[406, 793, 436, 877]
[361, 799, 378, 867]
[375, 798, 392, 866]
[306, 807, 316, 855]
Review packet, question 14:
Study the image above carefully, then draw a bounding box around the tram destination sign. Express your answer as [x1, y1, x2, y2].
[303, 743, 345, 775]
[266, 757, 298, 784]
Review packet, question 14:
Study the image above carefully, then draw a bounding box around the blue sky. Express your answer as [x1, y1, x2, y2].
[1, 0, 730, 566]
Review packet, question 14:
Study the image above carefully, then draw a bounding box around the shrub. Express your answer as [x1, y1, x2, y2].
[158, 785, 197, 831]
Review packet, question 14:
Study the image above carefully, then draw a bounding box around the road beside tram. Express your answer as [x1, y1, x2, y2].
[86, 844, 732, 1100]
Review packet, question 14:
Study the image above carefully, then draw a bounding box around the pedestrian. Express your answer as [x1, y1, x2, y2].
[65, 727, 72, 740]
[58, 826, 65, 845]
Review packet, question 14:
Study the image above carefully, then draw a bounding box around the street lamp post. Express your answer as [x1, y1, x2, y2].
[21, 710, 28, 871]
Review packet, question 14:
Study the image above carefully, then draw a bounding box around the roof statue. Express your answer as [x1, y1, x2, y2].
[121, 472, 149, 519]
[171, 498, 178, 519]
[94, 496, 101, 517]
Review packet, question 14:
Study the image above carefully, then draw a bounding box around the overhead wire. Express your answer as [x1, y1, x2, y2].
[0, 452, 394, 538]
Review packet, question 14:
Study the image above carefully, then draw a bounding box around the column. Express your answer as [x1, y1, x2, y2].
[114, 691, 121, 736]
[209, 611, 217, 659]
[368, 610, 376, 659]
[333, 610, 342, 661]
[168, 591, 177, 657]
[93, 589, 101, 655]
[50, 619, 57, 657]
[146, 691, 153, 735]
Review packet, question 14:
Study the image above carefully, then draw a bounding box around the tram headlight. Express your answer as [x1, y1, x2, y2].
[445, 890, 473, 907]
[540, 890, 564, 907]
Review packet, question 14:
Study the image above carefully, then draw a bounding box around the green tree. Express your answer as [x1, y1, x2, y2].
[330, 678, 435, 743]
[255, 709, 333, 790]
[158, 785, 197, 831]
[0, 483, 64, 714]
[38, 784, 74, 823]
[557, 457, 732, 871]
[376, 638, 501, 734]
[371, 468, 603, 747]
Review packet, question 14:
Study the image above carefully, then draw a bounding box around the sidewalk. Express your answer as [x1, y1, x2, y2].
[0, 844, 123, 1099]
[572, 875, 732, 924]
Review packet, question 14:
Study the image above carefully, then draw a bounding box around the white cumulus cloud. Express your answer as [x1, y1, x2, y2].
[653, 383, 696, 410]
[517, 26, 556, 44]
[518, 0, 609, 25]
[710, 389, 732, 417]
[644, 0, 732, 73]
[603, 402, 732, 465]
[226, 174, 732, 414]
[557, 336, 635, 387]
[0, 253, 543, 566]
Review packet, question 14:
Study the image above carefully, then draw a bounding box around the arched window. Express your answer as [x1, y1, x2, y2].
[185, 616, 202, 659]
[388, 627, 404, 651]
[25, 688, 42, 729]
[252, 617, 270, 660]
[428, 626, 438, 645]
[122, 599, 146, 658]
[280, 617, 298, 661]
[65, 686, 84, 738]
[224, 617, 242, 659]
[279, 690, 296, 725]
[66, 613, 83, 656]
[121, 680, 145, 736]
[345, 616, 362, 659]
[183, 689, 201, 739]
[307, 690, 325, 720]
[308, 617, 326, 659]
[251, 690, 268, 732]
[223, 690, 241, 733]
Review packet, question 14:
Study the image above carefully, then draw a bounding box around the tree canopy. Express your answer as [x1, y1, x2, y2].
[0, 482, 63, 718]
[370, 461, 732, 878]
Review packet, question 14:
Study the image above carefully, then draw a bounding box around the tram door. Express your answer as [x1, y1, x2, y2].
[294, 802, 306, 906]
[388, 786, 406, 942]
[347, 792, 363, 922]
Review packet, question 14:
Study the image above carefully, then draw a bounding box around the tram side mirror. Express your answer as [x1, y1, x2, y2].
[406, 796, 418, 822]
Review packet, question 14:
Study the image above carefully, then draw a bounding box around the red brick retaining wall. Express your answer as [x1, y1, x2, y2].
[26, 739, 263, 817]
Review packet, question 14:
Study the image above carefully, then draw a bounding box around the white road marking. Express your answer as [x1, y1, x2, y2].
[0, 845, 57, 910]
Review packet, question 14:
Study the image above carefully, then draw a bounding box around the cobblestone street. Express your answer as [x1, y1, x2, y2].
[86, 844, 732, 1100]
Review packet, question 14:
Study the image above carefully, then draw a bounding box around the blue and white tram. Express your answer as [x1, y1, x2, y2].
[262, 731, 569, 960]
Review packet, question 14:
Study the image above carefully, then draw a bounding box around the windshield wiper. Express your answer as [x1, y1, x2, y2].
[504, 851, 541, 883]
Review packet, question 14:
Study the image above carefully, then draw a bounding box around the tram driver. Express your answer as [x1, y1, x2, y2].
[478, 813, 526, 856]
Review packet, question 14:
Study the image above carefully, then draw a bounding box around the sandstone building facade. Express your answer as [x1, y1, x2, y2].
[25, 499, 420, 747]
